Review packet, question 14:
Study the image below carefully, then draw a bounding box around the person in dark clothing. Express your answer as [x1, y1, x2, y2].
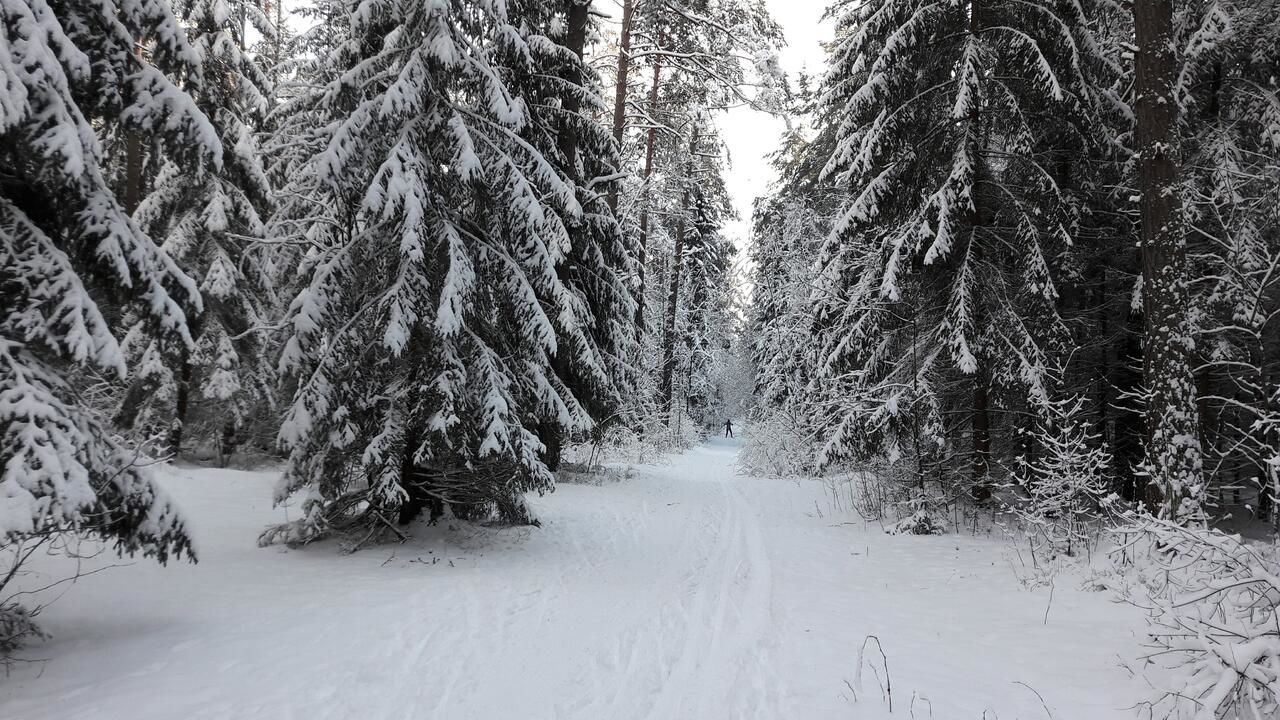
[724, 419, 734, 438]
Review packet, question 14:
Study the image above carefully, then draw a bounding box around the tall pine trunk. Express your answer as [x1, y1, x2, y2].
[1133, 0, 1202, 518]
[558, 0, 589, 170]
[634, 48, 662, 332]
[606, 0, 634, 214]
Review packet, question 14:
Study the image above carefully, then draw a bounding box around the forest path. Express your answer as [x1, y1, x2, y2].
[4, 438, 1141, 719]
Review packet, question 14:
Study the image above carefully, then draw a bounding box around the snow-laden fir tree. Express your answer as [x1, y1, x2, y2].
[122, 0, 278, 459]
[0, 0, 221, 632]
[813, 0, 1119, 494]
[262, 0, 346, 217]
[750, 196, 819, 411]
[500, 0, 640, 467]
[261, 0, 637, 544]
[744, 199, 831, 475]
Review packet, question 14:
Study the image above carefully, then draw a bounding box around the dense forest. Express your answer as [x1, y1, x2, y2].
[1, 0, 773, 552]
[3, 0, 1280, 716]
[751, 0, 1280, 527]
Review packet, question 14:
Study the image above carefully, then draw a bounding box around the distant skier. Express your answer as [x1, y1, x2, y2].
[724, 418, 734, 438]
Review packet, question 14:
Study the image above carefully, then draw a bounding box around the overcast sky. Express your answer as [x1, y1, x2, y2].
[715, 0, 832, 250]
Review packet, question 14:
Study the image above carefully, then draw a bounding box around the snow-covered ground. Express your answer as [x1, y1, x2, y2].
[4, 438, 1144, 719]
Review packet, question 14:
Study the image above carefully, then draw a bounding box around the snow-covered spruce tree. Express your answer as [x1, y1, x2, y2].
[743, 196, 827, 476]
[813, 0, 1116, 497]
[651, 135, 739, 432]
[605, 81, 740, 439]
[260, 0, 636, 545]
[502, 0, 640, 468]
[262, 0, 346, 226]
[123, 0, 278, 460]
[1045, 5, 1148, 507]
[250, 0, 295, 91]
[747, 198, 824, 474]
[0, 0, 218, 635]
[750, 195, 820, 412]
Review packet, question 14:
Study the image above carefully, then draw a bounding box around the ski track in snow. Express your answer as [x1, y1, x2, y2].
[2, 438, 1144, 719]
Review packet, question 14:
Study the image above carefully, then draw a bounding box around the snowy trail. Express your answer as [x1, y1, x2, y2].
[4, 438, 1143, 719]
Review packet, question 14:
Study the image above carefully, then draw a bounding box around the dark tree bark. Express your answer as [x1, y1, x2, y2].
[124, 42, 146, 214]
[634, 45, 663, 333]
[218, 420, 237, 467]
[558, 0, 590, 170]
[169, 355, 193, 455]
[1133, 0, 1202, 518]
[397, 431, 444, 526]
[606, 0, 634, 214]
[124, 133, 144, 215]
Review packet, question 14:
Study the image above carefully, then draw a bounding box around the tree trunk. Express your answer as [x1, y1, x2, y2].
[971, 376, 991, 500]
[125, 133, 143, 214]
[634, 47, 663, 333]
[542, 423, 564, 472]
[113, 376, 153, 431]
[558, 0, 590, 170]
[397, 430, 444, 526]
[966, 0, 992, 501]
[124, 40, 145, 215]
[659, 125, 697, 417]
[169, 355, 193, 456]
[606, 0, 634, 213]
[1133, 0, 1202, 519]
[218, 420, 237, 468]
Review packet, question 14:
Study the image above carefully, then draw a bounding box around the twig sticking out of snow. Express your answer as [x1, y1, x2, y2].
[855, 634, 893, 713]
[909, 690, 933, 718]
[1043, 581, 1055, 626]
[1012, 681, 1055, 719]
